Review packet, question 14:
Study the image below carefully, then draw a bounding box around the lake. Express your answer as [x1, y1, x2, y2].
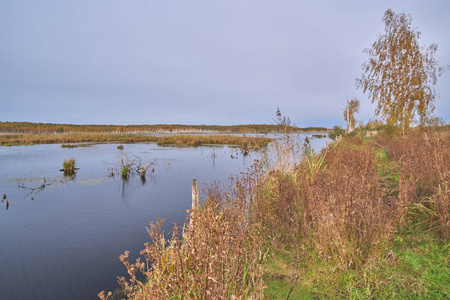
[0, 134, 327, 300]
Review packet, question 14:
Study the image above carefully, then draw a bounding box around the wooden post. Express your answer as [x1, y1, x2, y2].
[190, 178, 199, 227]
[192, 178, 199, 211]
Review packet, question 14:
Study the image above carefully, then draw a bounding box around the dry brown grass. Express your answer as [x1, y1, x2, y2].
[376, 131, 450, 240]
[254, 141, 395, 267]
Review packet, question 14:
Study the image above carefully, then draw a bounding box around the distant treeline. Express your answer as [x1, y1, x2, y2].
[0, 122, 329, 134]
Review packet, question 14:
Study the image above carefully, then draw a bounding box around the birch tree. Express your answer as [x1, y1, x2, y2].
[343, 98, 360, 133]
[356, 9, 446, 131]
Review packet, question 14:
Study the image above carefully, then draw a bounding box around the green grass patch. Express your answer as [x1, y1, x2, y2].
[264, 234, 449, 299]
[391, 231, 450, 299]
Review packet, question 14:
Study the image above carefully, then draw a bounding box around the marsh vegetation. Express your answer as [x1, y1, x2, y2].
[101, 126, 449, 299]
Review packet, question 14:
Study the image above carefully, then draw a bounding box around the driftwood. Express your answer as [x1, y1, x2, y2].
[18, 170, 47, 192]
[16, 169, 75, 199]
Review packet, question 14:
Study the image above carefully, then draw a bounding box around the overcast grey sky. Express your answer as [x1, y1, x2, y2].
[1, 0, 449, 127]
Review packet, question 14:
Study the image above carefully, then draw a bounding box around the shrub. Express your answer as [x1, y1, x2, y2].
[328, 125, 345, 140]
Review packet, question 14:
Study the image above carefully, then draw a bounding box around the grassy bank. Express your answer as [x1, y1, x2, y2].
[261, 130, 449, 299]
[100, 129, 449, 299]
[0, 132, 271, 149]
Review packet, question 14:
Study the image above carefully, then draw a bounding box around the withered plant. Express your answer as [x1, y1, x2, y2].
[378, 130, 450, 240]
[254, 139, 395, 267]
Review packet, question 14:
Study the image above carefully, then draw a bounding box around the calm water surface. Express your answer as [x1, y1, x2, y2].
[0, 135, 326, 300]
